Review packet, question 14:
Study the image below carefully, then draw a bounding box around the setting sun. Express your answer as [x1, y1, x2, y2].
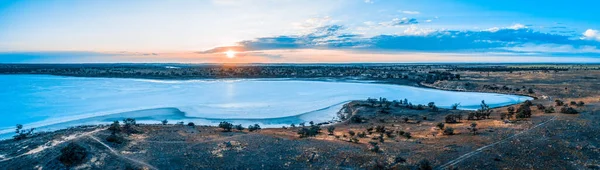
[225, 50, 236, 58]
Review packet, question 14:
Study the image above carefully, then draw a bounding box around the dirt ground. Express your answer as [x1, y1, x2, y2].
[0, 66, 599, 170]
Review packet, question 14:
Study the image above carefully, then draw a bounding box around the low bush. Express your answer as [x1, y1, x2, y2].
[218, 121, 233, 132]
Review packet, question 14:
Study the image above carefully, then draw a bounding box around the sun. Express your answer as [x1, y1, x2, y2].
[224, 50, 236, 58]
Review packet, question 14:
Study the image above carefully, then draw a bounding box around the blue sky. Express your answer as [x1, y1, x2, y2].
[1, 0, 599, 63]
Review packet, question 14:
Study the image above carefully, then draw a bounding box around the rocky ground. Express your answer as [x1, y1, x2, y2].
[0, 66, 599, 170]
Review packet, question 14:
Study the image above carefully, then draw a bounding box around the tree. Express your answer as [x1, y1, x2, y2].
[59, 143, 87, 167]
[108, 121, 121, 135]
[427, 102, 435, 108]
[516, 104, 532, 118]
[13, 124, 35, 140]
[161, 119, 168, 125]
[451, 103, 461, 110]
[327, 126, 335, 135]
[218, 121, 233, 132]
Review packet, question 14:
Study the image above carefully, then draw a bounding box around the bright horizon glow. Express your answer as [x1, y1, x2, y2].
[225, 50, 236, 59]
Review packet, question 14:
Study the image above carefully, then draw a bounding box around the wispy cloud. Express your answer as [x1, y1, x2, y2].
[379, 18, 419, 26]
[399, 10, 420, 15]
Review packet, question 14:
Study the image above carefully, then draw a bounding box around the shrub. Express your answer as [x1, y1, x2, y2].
[528, 88, 535, 94]
[560, 107, 578, 114]
[416, 104, 425, 110]
[403, 132, 412, 139]
[523, 100, 533, 107]
[436, 122, 445, 130]
[161, 119, 168, 125]
[349, 137, 359, 143]
[418, 159, 433, 170]
[187, 122, 195, 127]
[576, 101, 585, 107]
[368, 141, 379, 152]
[234, 124, 244, 131]
[570, 101, 577, 106]
[469, 122, 478, 134]
[358, 132, 367, 138]
[375, 125, 386, 133]
[536, 104, 546, 110]
[443, 127, 454, 135]
[122, 118, 139, 134]
[218, 121, 233, 132]
[59, 143, 87, 167]
[507, 106, 515, 114]
[445, 113, 463, 123]
[544, 106, 555, 113]
[350, 115, 365, 123]
[297, 124, 321, 138]
[348, 130, 355, 136]
[555, 100, 564, 106]
[106, 134, 124, 144]
[248, 124, 262, 132]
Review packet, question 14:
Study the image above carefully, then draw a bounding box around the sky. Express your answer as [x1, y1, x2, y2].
[1, 0, 600, 63]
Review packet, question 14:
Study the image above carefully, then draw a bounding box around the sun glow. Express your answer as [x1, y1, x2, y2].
[225, 50, 236, 58]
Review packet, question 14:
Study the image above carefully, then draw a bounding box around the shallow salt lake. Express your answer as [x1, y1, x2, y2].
[0, 75, 531, 138]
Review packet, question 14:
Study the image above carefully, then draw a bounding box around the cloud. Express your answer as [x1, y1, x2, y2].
[582, 29, 600, 41]
[486, 23, 527, 32]
[400, 10, 420, 15]
[379, 18, 419, 26]
[201, 23, 600, 56]
[364, 0, 374, 4]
